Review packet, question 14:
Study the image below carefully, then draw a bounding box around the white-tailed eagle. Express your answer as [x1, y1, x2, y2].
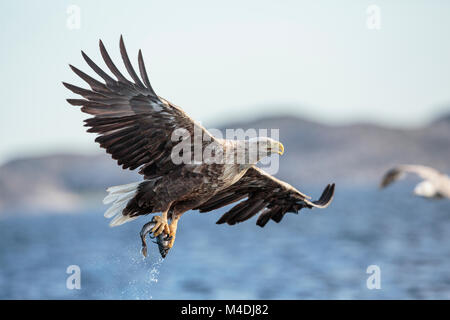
[64, 36, 335, 258]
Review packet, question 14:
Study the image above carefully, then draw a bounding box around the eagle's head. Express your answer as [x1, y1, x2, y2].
[253, 137, 284, 156]
[245, 137, 284, 163]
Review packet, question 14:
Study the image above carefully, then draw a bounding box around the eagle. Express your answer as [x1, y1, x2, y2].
[64, 36, 335, 258]
[380, 164, 450, 199]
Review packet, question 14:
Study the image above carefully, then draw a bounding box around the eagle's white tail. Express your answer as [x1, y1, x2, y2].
[103, 181, 140, 227]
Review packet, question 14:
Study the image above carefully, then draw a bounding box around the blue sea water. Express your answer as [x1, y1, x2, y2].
[1, 185, 450, 299]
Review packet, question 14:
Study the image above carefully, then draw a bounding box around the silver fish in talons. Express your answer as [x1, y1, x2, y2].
[140, 217, 172, 258]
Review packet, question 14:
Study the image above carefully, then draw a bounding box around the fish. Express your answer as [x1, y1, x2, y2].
[139, 218, 172, 258]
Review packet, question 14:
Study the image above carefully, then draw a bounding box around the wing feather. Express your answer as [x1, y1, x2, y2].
[196, 166, 335, 227]
[119, 35, 145, 89]
[99, 39, 129, 83]
[138, 50, 154, 93]
[380, 164, 443, 188]
[68, 65, 109, 93]
[81, 50, 116, 85]
[65, 36, 217, 177]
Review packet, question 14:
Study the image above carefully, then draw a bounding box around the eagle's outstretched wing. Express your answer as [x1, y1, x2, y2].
[63, 36, 216, 179]
[195, 166, 335, 227]
[380, 164, 443, 188]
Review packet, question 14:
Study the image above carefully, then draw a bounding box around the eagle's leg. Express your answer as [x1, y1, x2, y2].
[151, 206, 171, 237]
[167, 215, 181, 249]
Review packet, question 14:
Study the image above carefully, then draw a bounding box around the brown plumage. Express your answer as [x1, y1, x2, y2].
[64, 36, 335, 258]
[196, 167, 335, 227]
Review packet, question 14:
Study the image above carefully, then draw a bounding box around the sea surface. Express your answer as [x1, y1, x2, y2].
[1, 185, 450, 299]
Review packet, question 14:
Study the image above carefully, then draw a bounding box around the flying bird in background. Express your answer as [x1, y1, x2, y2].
[64, 36, 335, 258]
[380, 164, 450, 199]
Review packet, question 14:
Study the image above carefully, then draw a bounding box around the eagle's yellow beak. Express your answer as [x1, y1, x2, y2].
[278, 142, 284, 155]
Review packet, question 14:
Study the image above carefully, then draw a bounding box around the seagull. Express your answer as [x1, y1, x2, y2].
[380, 164, 450, 199]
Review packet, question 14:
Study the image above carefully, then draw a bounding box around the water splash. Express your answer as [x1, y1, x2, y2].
[98, 228, 168, 299]
[117, 245, 166, 299]
[148, 257, 164, 283]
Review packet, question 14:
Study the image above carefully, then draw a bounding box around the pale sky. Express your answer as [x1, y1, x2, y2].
[1, 0, 450, 163]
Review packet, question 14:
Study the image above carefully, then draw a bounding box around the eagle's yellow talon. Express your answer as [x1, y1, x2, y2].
[167, 217, 179, 249]
[168, 237, 175, 249]
[167, 232, 176, 248]
[151, 215, 169, 237]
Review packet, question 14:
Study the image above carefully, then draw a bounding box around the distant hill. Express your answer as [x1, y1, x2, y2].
[0, 114, 449, 214]
[222, 114, 450, 184]
[0, 154, 139, 214]
[433, 112, 450, 125]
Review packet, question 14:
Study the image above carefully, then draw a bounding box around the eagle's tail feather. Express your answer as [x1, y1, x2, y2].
[103, 181, 140, 227]
[105, 181, 141, 197]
